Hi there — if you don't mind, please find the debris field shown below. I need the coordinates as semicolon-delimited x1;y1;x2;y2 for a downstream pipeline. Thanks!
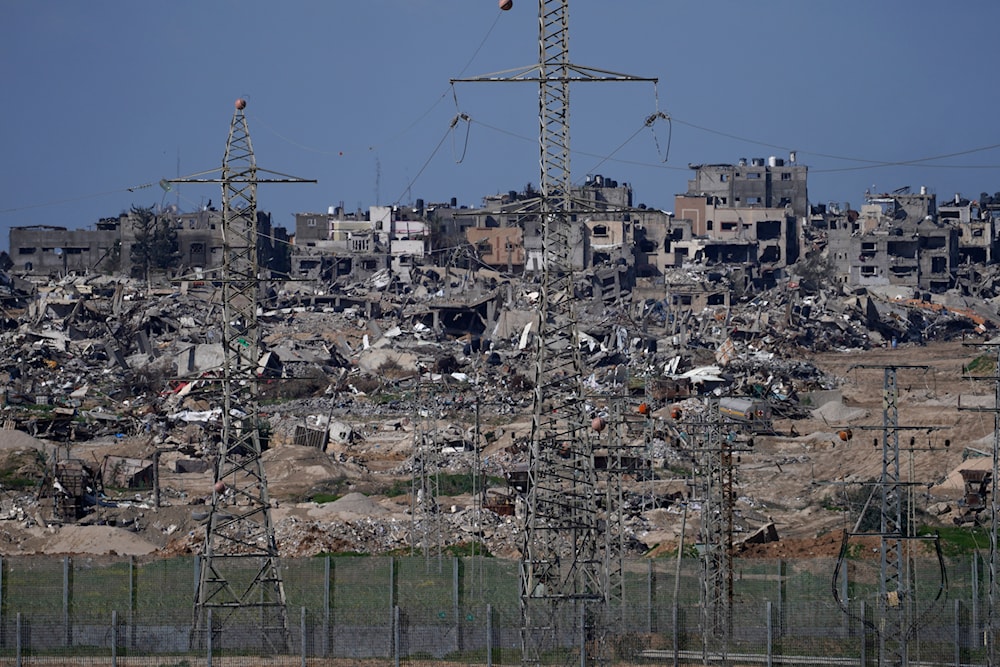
1;265;998;560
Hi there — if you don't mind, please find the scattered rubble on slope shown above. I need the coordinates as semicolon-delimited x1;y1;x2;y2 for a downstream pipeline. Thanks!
0;263;998;558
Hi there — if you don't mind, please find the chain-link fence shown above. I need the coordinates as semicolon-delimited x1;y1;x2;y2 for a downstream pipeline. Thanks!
0;553;994;665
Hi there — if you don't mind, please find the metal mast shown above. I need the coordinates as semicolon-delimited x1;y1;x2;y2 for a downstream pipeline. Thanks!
411;382;443;564
959;342;1000;666
454;3;655;664
678;399;748;661
877;366;907;666
698;402;735;649
524;3;599;660
838;364;943;667
172;100;315;651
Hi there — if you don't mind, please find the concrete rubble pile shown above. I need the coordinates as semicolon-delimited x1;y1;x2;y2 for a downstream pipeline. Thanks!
0;260;998;558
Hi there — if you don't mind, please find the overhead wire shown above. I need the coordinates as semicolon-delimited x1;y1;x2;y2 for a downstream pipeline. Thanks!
390;123;455;206
0;183;157;215
252;10;504;162
668;116;1000;172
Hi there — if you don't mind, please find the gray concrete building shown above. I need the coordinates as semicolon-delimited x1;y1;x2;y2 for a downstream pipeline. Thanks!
683;155;809;220
823;190;960;293
9;218;122;276
9;208;286;279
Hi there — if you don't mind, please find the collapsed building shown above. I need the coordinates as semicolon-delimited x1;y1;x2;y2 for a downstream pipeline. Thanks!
811;188;1000;297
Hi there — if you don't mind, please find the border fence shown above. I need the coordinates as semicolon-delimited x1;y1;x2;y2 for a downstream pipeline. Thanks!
0;552;993;666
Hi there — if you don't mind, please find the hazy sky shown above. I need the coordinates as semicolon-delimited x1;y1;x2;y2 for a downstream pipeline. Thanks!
2;1;998;249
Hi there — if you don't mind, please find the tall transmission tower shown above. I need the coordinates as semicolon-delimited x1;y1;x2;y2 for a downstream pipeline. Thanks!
454;2;655;664
959;342;1000;666
169;99;314;650
833;364;947;667
411;381;443;564
672;399;751;661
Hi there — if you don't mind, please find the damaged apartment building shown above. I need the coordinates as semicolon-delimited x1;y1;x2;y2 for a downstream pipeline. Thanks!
671;156;805;290
291;204;429;285
9;160;811;318
8;207;289;279
289;178;673;302
814;187;999;295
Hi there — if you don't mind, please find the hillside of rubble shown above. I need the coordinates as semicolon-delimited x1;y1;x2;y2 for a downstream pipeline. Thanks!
1;268;999;561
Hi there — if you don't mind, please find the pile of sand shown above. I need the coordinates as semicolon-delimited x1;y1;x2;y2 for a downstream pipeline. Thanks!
24;525;159;556
811;401;868;424
309;492;390;521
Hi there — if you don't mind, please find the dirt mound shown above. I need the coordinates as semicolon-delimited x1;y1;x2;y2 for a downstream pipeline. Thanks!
22;525;159;556
0;429;50;451
739;531;882;560
262;445;353;497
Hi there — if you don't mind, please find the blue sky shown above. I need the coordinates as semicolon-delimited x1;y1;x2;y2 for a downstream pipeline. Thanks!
2;1;998;250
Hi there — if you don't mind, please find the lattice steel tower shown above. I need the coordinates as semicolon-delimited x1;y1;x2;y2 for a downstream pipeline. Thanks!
959;343;1000;666
833;364;947;667
176;100;314;650
695;402;736;651
454;2;655;664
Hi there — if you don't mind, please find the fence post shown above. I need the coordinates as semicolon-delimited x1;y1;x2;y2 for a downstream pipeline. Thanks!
973;553;980;637
15;612;21;667
453;556;462;654
206;608;213;667
487;603;493;667
389;557;397;658
300;606;307;667
62;556;71;648
647;559;654;634
841;556;850;638
111;609;117;667
859;600;866;667
393;605;401;667
955;599;962;667
777;559;786;638
323;555;331;657
765;600;773;667
128;555;136;650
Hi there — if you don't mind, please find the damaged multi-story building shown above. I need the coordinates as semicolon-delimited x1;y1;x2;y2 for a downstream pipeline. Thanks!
444;175;675;300
8;207;289;279
816;187;998;295
671;156;805;289
289;204;429;284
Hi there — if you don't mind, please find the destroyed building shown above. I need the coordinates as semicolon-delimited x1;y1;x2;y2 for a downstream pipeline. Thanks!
818;189;980;294
289;204;427;284
939;193;999;264
668;158;805;288
9;208;289;279
682;155;810;218
466;226;525;272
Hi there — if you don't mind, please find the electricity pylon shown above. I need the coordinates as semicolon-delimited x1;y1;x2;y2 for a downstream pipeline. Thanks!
454;2;655;664
960;342;1000;666
833;364;948;667
169;99;314;651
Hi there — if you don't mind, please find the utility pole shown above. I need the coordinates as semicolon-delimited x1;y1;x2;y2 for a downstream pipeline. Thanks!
455;4;655;663
960;342;1000;666
833;364;948;667
411;380;443;567
169;99;315;651
673;399;752;663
